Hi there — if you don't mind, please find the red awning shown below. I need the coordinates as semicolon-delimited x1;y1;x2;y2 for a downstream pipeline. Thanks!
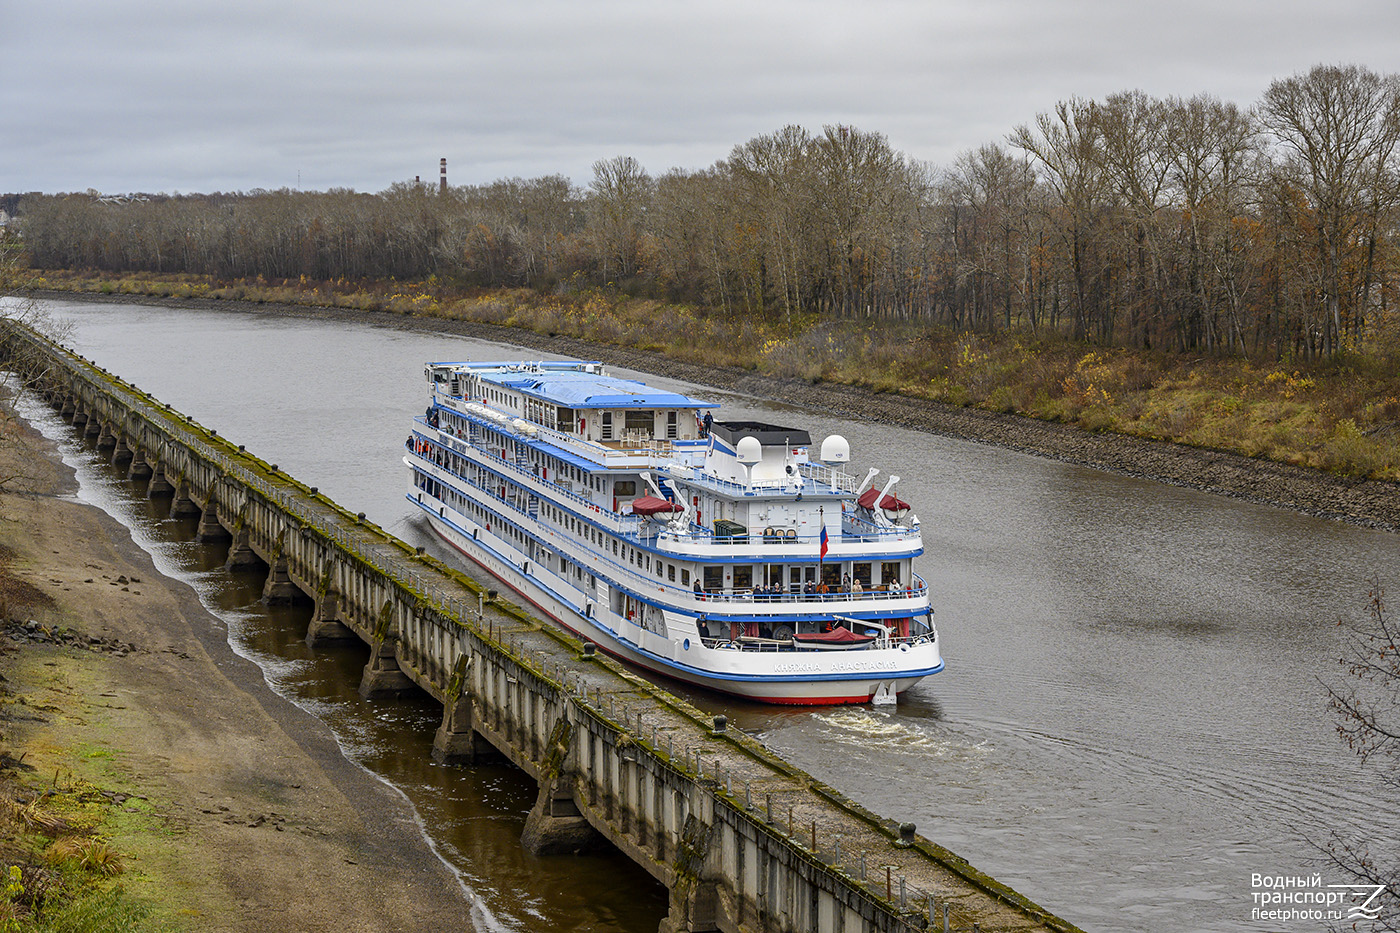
631;495;683;516
856;488;911;511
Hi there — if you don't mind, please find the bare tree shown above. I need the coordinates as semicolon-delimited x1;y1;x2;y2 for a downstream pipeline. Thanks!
1260;65;1400;355
588;155;654;282
946;143;1038;332
0;231;72;492
1161;94;1260;353
1011;98;1111;341
1322;582;1400;932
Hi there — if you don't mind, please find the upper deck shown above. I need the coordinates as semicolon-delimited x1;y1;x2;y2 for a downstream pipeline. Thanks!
423;359;922;550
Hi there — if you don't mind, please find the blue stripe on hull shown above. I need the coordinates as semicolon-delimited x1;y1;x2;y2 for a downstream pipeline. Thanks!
409;495;943;695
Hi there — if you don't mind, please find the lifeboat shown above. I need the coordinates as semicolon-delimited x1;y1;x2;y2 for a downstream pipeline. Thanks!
856;487;911;521
790;626;876;650
631;495;684;521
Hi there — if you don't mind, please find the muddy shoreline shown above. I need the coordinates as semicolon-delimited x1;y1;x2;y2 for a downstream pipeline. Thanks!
37;289;1400;533
0;405;473;930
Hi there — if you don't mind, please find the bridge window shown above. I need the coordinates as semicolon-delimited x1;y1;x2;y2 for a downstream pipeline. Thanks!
624;410;652;435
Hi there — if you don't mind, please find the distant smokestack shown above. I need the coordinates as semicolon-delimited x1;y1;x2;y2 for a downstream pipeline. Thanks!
439;158;447;194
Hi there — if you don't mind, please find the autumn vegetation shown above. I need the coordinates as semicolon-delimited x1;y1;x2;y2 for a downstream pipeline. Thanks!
6;63;1400;479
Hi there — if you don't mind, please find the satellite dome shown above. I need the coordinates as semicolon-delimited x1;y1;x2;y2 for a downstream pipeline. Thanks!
820;435;850;464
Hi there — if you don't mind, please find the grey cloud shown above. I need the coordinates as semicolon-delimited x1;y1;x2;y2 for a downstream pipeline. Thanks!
4;0;1399;194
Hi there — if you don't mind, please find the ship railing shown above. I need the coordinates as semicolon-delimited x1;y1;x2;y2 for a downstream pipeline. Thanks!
697;628;935;653
415;419;643;533
663;466;801;499
839;510;921;542
797;461;862;494
651;521;920;548
689;573;926;605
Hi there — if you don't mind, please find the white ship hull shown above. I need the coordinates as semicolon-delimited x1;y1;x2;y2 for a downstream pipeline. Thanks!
421;508;942;704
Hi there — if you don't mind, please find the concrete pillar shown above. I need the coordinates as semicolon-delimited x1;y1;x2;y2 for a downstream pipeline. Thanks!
95;423;116;450
262;556;307;605
521;772;598;855
59;397;75;419
147;463;175;498
84;416;102;438
224;529;264;573
358;634;416;698
306;588;355;647
110;435;133;466
127;452;153;481
170;481;201;518
659;884;722;933
195;499;230;543
70;407;88;428
660;819;720;933
432;655;494;764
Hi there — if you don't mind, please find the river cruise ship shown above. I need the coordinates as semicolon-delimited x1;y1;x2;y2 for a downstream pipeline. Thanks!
404;359;942;704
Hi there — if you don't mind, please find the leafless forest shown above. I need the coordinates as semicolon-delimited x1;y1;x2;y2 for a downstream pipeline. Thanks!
13;64;1400;363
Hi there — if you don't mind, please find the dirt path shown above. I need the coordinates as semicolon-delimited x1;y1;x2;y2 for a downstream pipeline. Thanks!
41;290;1399;533
0;417;473;930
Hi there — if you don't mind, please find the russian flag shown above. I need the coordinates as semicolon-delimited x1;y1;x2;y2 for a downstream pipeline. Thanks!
819;525;829;560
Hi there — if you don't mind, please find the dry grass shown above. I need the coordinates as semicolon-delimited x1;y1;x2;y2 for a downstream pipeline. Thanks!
32;269;1400;481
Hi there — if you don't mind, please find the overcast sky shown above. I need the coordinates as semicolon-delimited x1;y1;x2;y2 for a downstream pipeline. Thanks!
3;1;1397;196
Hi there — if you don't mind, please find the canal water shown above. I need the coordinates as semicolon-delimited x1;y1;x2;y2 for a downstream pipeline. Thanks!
28;298;1400;932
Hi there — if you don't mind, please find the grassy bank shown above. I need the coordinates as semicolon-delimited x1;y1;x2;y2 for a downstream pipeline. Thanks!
29;268;1400;482
0;553;167;932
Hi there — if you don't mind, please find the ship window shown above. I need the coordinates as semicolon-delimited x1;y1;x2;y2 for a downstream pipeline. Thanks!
703;566;723;591
614;480;636;497
624;410;652;434
733;566;753;590
657;562;663;578
680;569;690;586
881;562;901;586
667;565;675;582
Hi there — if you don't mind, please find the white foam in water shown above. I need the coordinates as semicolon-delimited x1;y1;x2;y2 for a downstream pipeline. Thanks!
810;707;990;760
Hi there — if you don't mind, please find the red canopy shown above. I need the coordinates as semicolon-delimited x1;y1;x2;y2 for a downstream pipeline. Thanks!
631;495;683;516
856;488;911;511
791;626;876;648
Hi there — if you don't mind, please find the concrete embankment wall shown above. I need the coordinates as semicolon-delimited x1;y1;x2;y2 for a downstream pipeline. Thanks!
2;322;1085;933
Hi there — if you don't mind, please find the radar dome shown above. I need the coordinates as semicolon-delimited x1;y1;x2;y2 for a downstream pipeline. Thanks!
736;436;763;465
820;434;850;464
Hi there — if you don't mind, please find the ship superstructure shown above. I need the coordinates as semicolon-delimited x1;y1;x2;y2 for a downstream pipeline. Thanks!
405;359;942;704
